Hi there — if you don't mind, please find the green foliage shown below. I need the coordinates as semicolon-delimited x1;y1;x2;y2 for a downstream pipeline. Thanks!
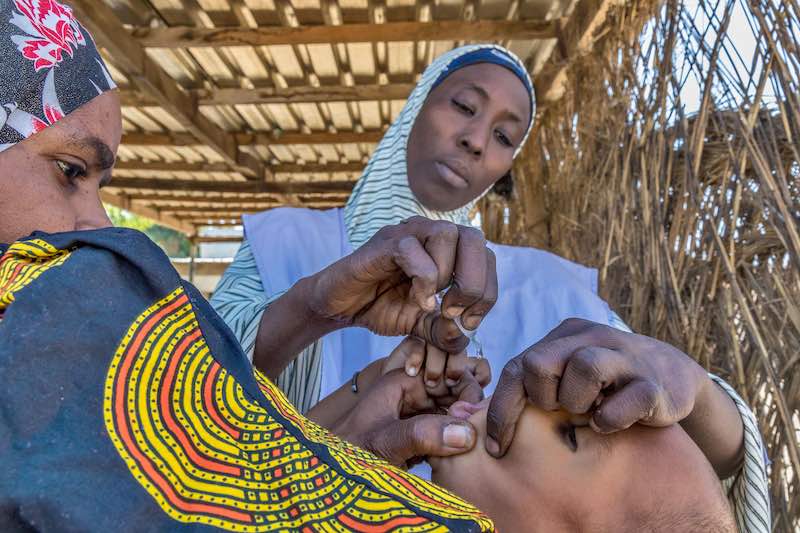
105;205;191;257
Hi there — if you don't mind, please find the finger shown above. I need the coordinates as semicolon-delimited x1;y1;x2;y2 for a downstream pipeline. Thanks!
518;338;578;411
539;318;624;350
384;336;426;377
590;379;661;433
461;248;498;330
393;235;439;312
559;346;629;414
440;227;488;319
413;313;469;354
423;343;447;389
369;415;477;467
465;357;492;387
450;370;484;405
373;369;438;417
484;358;527;458
419;220;459;290
444;351;468;387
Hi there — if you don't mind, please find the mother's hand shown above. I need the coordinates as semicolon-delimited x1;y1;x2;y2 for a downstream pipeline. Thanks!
309;217;497;353
332;369;479;468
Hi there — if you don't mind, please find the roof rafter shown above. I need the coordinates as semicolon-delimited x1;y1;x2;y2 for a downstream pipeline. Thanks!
115;160;363;174
120;83;416;106
121;130;382;147
535;0;616;102
111;178;356;194
69;0;264;181
101;191;195;235
133;19;558;48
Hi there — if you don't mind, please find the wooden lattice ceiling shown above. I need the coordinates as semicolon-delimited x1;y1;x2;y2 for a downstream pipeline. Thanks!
69;0;614;236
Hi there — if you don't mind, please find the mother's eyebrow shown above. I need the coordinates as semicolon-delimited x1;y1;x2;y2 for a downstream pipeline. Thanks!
67;135;116;170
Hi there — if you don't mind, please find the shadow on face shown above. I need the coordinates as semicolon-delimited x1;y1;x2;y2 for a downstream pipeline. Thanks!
0;90;122;244
406;63;531;212
430;400;731;532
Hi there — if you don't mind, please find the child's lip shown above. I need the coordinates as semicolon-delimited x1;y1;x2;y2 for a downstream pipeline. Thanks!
448;399;488;419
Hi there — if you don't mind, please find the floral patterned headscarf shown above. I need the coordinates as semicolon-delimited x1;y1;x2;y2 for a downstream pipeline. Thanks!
0;0;116;153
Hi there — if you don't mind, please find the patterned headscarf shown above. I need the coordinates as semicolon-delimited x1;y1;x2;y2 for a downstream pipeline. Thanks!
0;0;116;153
343;44;535;249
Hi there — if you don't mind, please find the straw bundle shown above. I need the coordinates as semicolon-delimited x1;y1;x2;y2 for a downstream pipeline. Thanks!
483;0;800;527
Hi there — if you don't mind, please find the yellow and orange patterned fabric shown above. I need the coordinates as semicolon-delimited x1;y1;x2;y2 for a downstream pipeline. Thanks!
0;228;493;532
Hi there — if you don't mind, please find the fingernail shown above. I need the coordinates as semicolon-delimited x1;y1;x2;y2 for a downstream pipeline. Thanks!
446;306;466;318
462;315;481;330
426;379;439;388
443;424;472;448
406;365;418;377
486;436;500;457
445;378;458;387
425;295;437;311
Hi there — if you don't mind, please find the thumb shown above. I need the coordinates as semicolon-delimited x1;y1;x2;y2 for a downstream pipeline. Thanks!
366;415;476;467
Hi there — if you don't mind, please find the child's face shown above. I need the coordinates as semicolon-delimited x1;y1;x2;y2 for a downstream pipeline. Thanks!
430;398;722;532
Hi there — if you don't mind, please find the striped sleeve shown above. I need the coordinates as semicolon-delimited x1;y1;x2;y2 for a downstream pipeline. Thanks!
210;240;323;414
607;310;771;532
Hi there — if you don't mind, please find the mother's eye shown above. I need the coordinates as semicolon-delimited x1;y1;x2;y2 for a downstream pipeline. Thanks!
56;160;87;181
451;98;475;116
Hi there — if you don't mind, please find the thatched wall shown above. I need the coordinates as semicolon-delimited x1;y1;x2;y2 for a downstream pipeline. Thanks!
482;0;800;528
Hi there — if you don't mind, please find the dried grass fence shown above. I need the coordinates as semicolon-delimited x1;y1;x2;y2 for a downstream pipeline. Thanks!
482;0;800;528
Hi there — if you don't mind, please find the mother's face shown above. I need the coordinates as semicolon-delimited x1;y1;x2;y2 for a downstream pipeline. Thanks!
0;91;121;244
406;63;531;212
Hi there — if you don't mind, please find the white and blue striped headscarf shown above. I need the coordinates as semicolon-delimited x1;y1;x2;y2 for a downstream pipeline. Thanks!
343;44;535;249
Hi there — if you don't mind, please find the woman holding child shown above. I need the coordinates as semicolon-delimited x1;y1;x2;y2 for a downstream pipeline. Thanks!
0;1;769;531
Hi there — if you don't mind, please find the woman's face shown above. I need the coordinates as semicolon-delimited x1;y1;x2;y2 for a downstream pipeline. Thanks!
406;63;531;212
0;91;121;244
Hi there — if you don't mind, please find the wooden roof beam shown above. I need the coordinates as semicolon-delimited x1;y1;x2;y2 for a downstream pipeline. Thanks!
126;193;349;203
133;19;558;48
101;191;196;236
159;203;340;214
115;160;363;174
68;0;264;181
110;178;356;194
535;0;615;102
121;130;382;147
120;83;416;106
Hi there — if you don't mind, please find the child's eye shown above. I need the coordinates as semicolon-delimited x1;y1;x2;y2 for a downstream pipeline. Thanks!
56;160;87;181
565;424;579;451
452;99;475;116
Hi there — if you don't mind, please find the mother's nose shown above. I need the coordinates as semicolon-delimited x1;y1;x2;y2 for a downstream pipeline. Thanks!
74;192;112;231
458;127;488;158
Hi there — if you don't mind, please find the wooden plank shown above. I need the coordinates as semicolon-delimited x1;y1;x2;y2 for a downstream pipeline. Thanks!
115;160;363;174
125;193;349;203
68;0;264;180
236;130;383;145
200;83;414;105
111;178;357;194
121;130;382;146
101;190;195;235
193;236;244;244
133;19;557;48
160;203;340;214
535;0;615;102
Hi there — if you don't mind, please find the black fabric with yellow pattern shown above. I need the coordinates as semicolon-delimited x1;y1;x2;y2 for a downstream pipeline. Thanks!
0;228;492;532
